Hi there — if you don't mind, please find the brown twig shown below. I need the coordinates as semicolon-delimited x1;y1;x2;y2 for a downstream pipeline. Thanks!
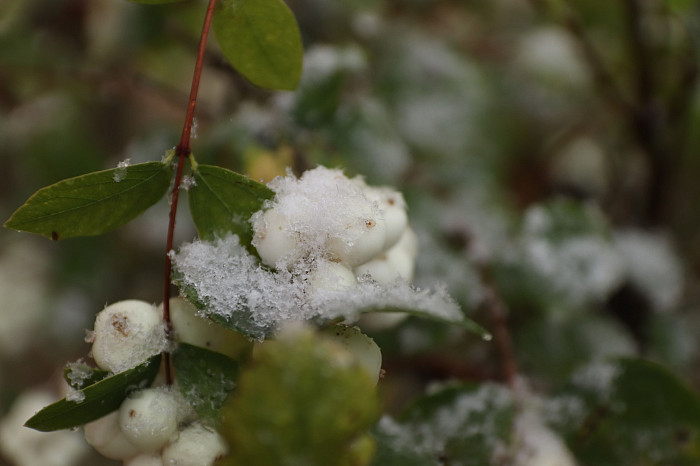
477;263;519;389
162;0;219;385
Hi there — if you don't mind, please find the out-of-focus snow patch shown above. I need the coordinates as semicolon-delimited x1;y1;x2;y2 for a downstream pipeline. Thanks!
511;409;578;466
0;239;50;356
614;230;683;312
521;205;625;306
0;389;88;466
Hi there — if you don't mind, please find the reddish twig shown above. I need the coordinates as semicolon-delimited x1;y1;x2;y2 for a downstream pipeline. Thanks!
162;0;219;385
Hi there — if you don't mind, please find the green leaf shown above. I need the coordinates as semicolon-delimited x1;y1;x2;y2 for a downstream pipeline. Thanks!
549;358;700;465
218;327;380;466
5;162;171;240
213;0;303;90
25;355;161;432
63;362;109;390
188;164;274;249
173;343;239;424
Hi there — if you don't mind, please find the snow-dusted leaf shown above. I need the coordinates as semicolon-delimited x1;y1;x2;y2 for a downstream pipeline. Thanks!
547;358;700;465
188;164;274;250
25;355;161;432
4;162;171;240
213;0;303;90
172;234;490;341
397;384;515;465
173;343;239;424
63;362;109;391
370;417;441;466
218;327;379;465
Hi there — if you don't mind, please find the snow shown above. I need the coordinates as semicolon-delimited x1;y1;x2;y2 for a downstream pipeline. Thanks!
173;166;465;339
252;166;383;262
511;409;578;466
521;205;625;305
180;175;197;191
173;234;463;340
410;384;512;453
113;158;131;182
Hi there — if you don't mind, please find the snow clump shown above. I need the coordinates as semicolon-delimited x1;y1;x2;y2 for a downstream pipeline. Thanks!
173;166;464;339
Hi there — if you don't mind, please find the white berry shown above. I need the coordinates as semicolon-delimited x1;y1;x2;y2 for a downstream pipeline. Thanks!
305;260;357;293
362;186;407;250
355;227;417;284
322;325;382;384
326;213;387;267
252;208;301;268
354;253;401;284
119;388;179;452
83;411;140;460
161;423;228;466
91;300;166;373
164;297;252;360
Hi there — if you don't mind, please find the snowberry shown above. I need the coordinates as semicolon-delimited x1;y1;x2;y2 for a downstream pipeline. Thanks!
393;226;419;259
355;226;418;284
322;325;382;384
123;452;163;466
161;423;228;466
361;186;407;250
91;300;167;373
251;208;302;268
164;297;252;360
119;387;179;452
326;213;387;267
305;259;357;293
83;411;140;460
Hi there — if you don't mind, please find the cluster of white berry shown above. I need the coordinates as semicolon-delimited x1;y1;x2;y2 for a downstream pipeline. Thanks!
251;167;418;291
83;299;234;466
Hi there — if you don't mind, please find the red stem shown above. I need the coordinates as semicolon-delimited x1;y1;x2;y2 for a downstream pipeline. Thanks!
162;0;218;385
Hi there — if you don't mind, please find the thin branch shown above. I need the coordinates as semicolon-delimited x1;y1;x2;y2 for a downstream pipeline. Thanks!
477;263;519;389
162;0;219;385
563;14;633;113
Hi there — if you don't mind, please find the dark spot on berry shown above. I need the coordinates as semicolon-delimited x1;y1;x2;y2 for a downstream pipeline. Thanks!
51;231;59;241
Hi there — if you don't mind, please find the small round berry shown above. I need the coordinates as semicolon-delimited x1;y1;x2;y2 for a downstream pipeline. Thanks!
305;260;357;293
362;187;408;251
354;253;401;284
84;411;140;460
119;388;179;452
164;298;252;360
321;325;382;384
91;300;166;373
252;208;302;268
161;423;228;466
354;228;416;284
327;215;387;267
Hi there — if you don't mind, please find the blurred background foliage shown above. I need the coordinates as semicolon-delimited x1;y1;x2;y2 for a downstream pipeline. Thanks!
1;0;700;464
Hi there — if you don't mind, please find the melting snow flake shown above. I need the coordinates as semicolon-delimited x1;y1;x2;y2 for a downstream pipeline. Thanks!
113;158;131;183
